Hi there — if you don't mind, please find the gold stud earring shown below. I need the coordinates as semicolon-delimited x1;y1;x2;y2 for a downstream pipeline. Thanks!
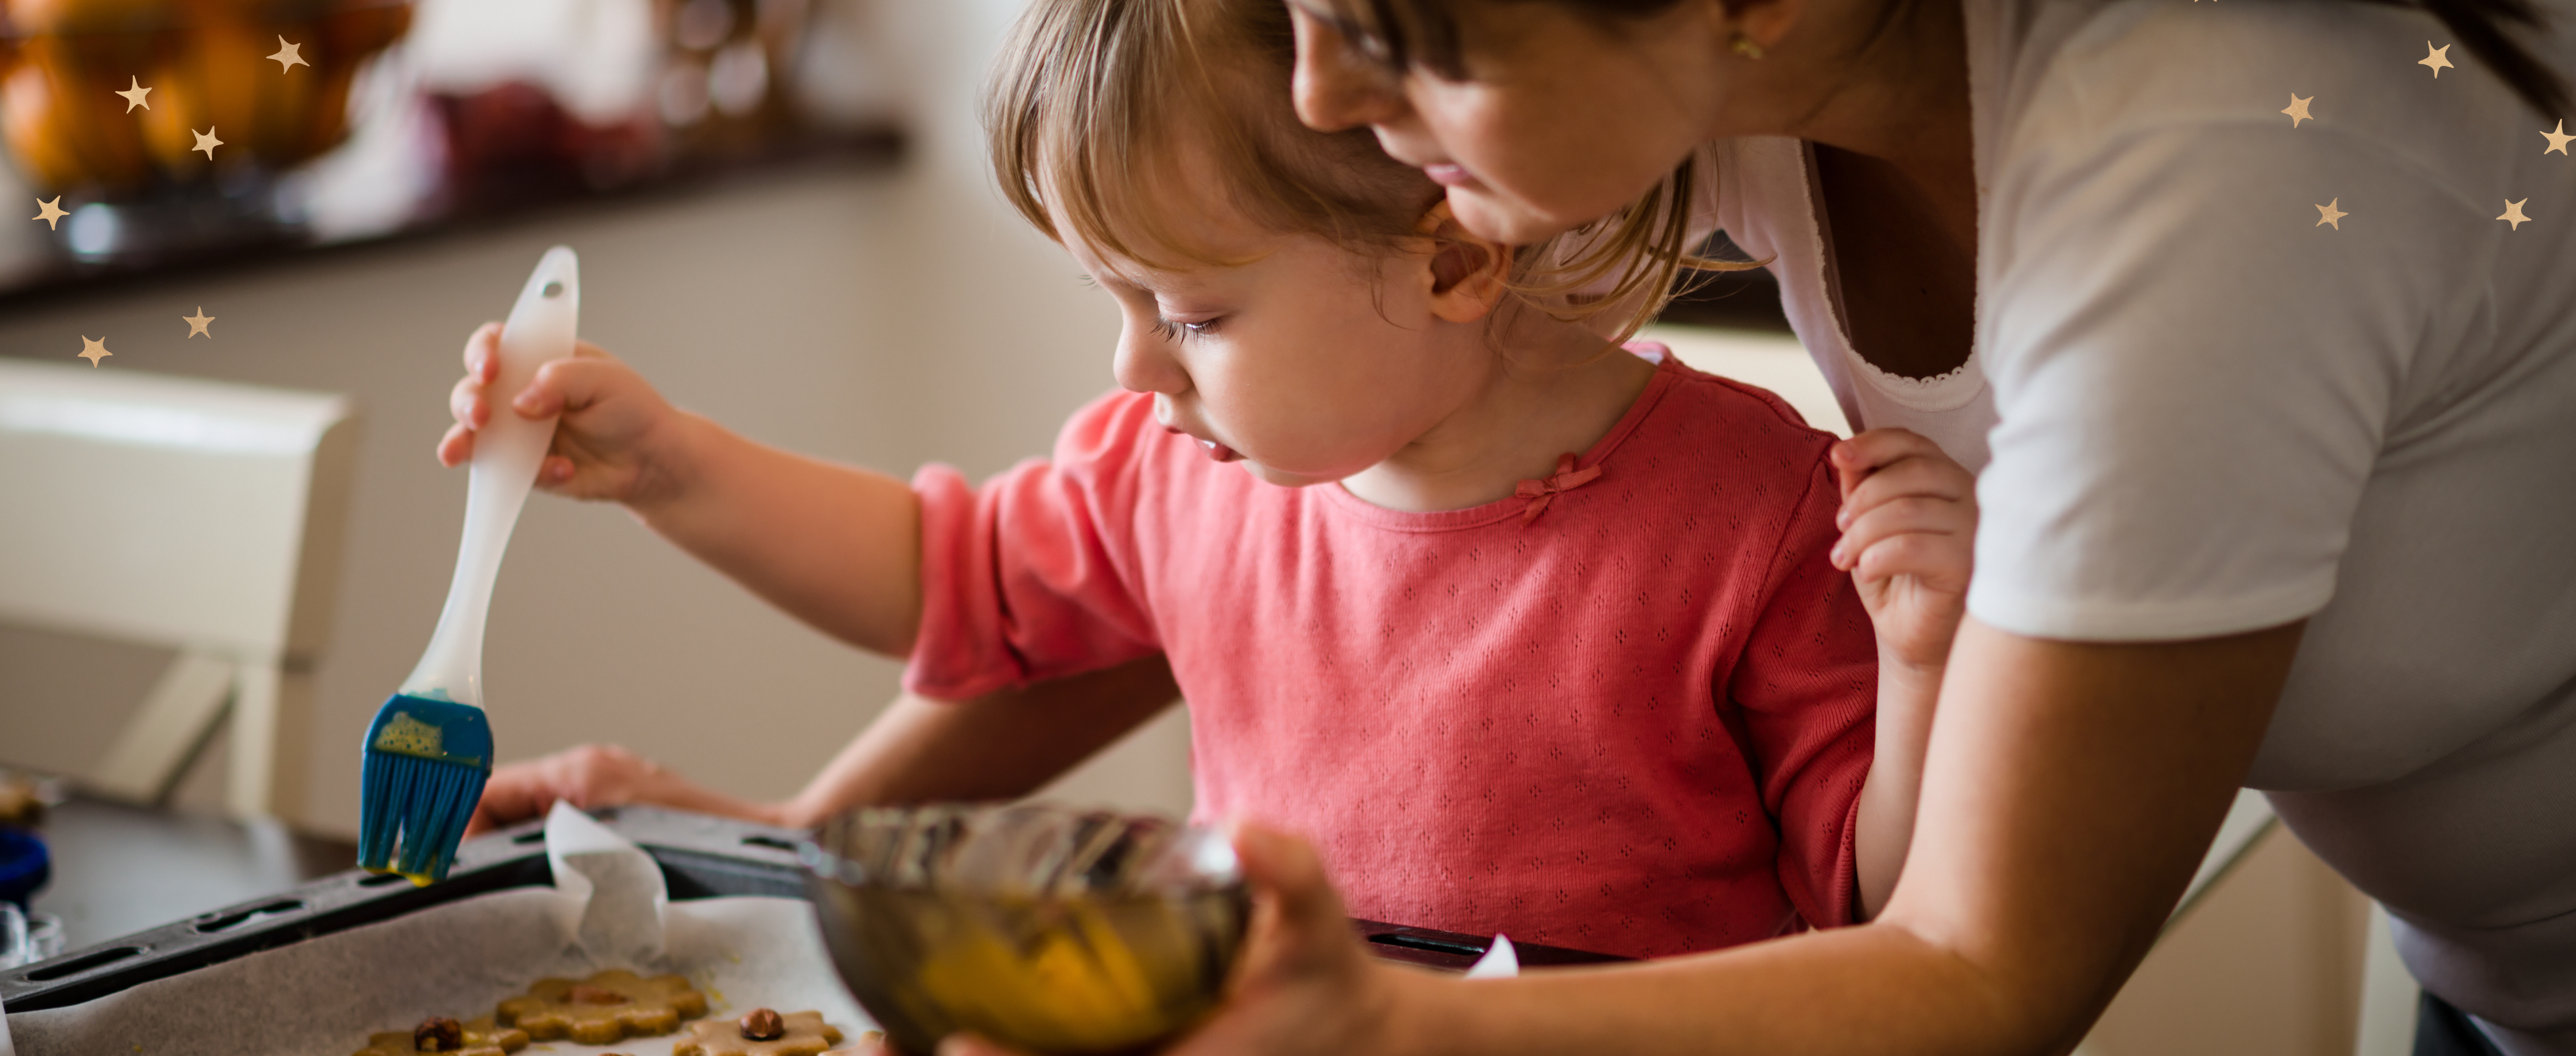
1731;32;1766;59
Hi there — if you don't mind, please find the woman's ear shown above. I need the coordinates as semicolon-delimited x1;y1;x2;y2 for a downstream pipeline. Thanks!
1722;0;1810;60
1416;202;1513;323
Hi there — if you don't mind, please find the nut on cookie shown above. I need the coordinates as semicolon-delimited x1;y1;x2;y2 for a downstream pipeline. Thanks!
494;969;708;1045
351;1015;528;1056
673;1009;843;1056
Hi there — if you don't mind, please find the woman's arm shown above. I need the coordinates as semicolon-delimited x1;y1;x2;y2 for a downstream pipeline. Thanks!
1435;620;2300;1055
948;619;2300;1056
466;654;1184;835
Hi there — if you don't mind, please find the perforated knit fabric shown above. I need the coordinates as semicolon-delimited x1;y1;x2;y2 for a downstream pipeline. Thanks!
907;354;1878;958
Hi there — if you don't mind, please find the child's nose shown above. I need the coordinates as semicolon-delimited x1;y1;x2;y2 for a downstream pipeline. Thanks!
1114;324;1189;396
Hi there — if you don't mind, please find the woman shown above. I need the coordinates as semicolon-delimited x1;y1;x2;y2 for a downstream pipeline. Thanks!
973;0;2562;1053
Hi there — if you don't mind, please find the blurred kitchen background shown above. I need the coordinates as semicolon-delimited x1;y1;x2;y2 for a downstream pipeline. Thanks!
0;1;2377;1053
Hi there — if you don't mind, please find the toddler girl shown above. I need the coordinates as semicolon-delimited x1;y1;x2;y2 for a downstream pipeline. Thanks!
442;0;1974;959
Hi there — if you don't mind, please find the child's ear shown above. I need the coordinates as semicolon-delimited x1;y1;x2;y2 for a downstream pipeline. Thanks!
1416;202;1512;324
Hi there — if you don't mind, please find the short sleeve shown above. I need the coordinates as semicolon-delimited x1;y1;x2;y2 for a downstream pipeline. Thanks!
1724;456;1879;930
1970;101;2483;640
905;392;1165;700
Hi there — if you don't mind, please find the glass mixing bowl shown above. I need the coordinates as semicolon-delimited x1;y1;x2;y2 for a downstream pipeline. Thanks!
800;803;1250;1055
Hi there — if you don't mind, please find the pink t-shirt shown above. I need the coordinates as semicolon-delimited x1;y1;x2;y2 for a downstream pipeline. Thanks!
908;353;1878;958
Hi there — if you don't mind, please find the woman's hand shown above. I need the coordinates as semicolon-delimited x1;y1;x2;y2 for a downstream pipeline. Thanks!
463;743;786;837
1828;428;1976;675
435;322;695;510
940;824;1422;1056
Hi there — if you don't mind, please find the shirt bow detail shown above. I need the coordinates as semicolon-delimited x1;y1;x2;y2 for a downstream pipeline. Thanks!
1515;453;1601;525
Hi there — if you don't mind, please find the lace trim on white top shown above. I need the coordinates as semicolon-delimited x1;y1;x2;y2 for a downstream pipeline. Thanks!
1843;345;1989;412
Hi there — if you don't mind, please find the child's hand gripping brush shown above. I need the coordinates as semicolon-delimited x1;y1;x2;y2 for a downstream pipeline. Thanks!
359;246;579;884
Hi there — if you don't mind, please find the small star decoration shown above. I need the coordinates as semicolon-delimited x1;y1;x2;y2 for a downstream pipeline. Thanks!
33;196;67;230
268;37;307;72
2315;198;2348;229
2419;42;2453;78
191;127;222;159
184;307;214;337
2282;94;2314;127
115;77;151;112
2498;199;2531;230
77;336;110;366
2545;120;2574;156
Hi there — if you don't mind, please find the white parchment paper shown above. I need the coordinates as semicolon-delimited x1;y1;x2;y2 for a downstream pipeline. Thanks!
3;803;874;1056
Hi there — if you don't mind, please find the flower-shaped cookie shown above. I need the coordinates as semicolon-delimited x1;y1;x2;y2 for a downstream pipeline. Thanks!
673;1008;845;1056
351;1016;528;1056
494;969;708;1045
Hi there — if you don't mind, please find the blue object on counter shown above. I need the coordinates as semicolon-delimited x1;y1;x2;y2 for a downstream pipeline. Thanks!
0;826;49;909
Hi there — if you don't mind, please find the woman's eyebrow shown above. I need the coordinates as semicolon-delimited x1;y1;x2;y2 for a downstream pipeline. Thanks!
1283;0;1372;41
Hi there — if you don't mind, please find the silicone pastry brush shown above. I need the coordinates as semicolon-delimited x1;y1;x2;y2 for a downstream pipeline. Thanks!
359;246;579;884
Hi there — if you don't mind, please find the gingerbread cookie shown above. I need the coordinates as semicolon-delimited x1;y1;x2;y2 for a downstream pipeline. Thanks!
673;1008;844;1056
493;969;708;1044
351;1015;528;1056
819;1033;889;1056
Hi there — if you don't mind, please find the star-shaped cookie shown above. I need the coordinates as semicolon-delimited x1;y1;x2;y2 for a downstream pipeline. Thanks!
494;969;708;1045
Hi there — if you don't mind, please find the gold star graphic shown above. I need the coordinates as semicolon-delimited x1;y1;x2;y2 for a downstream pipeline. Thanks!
2282;93;2314;127
33;196;67;230
2419;42;2453;77
2498;199;2531;230
268;37;307;72
2545;120;2574;156
184;307;214;337
77;336;110;366
2315;198;2348;229
191;127;222;160
114;76;152;112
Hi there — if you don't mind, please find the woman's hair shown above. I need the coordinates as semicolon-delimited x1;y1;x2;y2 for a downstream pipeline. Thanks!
1327;0;2567;117
984;0;1729;339
1316;0;2564;335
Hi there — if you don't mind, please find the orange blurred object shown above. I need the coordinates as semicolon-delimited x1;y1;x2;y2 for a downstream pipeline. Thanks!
0;0;409;195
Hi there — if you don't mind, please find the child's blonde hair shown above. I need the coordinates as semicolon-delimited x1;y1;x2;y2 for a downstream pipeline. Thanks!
983;0;1748;337
986;0;1435;272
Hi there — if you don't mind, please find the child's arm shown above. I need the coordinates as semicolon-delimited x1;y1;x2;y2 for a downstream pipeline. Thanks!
1828;429;1978;919
463;654;1182;835
438;324;922;654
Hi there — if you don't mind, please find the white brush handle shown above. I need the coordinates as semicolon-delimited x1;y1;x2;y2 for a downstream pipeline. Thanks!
401;246;580;707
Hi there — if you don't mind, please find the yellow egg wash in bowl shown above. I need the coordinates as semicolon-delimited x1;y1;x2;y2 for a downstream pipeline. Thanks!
800;804;1249;1054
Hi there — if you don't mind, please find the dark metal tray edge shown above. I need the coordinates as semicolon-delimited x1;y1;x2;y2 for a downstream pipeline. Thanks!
1;807;1619;1014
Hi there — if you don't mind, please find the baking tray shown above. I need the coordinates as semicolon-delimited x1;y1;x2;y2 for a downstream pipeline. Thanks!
0;806;1618;1014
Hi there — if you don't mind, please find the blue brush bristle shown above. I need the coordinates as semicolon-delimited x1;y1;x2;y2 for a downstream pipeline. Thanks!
358;694;494;883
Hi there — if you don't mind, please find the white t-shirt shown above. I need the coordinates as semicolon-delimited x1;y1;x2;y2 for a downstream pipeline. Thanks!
1712;0;2576;1048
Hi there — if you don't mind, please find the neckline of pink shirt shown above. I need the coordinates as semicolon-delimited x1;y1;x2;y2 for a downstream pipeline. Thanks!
1318;351;1682;534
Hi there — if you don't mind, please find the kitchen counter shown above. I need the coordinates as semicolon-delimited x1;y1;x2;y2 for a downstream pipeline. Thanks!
27;797;353;951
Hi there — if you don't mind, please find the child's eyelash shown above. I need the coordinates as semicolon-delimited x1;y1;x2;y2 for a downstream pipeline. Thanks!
1151;315;1218;341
